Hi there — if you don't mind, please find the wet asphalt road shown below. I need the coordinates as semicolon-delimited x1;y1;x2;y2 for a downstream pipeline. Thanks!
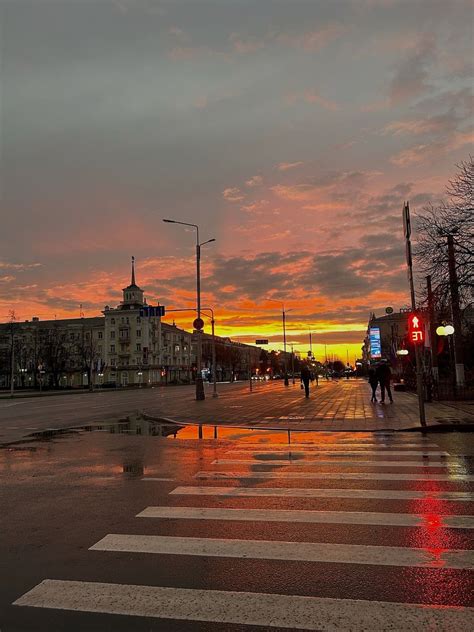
1;425;473;631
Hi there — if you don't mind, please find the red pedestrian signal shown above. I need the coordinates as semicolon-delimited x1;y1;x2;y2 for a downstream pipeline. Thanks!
408;313;424;344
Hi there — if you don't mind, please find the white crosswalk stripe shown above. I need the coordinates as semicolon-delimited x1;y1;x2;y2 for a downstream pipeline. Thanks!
14;580;474;631
212;458;456;467
89;533;474;569
137;505;474;528
170;485;472;501
191;470;474;481
230;442;441;449
13;434;474;630
225;449;448;456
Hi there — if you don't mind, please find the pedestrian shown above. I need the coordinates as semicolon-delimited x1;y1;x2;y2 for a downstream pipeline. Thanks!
368;366;378;403
301;365;311;398
377;361;394;404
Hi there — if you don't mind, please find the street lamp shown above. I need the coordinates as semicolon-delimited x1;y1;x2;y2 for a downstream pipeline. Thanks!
267;299;292;386
163;219;215;400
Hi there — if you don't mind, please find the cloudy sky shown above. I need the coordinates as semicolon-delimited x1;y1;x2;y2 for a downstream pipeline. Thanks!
1;0;473;360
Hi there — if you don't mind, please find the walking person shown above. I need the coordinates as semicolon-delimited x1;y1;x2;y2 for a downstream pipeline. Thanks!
301;364;311;398
368;366;378;403
377;361;394;404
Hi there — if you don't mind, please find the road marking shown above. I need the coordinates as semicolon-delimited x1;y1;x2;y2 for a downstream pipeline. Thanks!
0;401;30;408
14;580;474;631
212;458;456;468
141;477;175;481
228;442;440;449
171;485;473;502
225;450;448;456
137;506;474;529
193;470;474;482
89;534;473;569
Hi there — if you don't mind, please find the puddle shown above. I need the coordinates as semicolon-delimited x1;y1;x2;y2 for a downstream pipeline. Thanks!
7;416;182;447
5;414;440;450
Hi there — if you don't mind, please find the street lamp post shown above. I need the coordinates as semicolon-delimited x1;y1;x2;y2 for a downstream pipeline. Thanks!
267;299;291;386
163;219;215;401
290;343;295;384
201;307;218;399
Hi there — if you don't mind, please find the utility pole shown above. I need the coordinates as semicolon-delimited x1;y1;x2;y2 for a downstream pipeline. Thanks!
447;234;465;386
403;201;426;427
9;311;16;397
282;307;289;386
248;349;253;392
162;219;215;400
290;344;295;384
10;335;15;397
426;275;438;382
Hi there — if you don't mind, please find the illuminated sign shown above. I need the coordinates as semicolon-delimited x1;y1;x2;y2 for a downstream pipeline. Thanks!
408;313;424;344
369;327;381;358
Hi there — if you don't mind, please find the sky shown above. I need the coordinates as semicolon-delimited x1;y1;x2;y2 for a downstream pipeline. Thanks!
1;0;473;362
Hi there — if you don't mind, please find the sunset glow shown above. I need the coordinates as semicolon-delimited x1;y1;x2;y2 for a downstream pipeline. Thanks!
1;0;472;360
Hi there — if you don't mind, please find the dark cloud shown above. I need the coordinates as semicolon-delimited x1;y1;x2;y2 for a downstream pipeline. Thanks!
389;33;436;104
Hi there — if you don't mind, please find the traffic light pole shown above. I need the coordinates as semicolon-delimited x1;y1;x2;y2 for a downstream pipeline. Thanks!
404;202;426;427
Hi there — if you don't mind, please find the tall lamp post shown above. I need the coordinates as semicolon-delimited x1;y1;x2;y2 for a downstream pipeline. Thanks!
267;299;292;386
163;219;215;401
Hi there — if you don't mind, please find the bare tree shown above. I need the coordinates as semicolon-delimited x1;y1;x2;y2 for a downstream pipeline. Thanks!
76;326;100;390
39;324;68;388
415;157;474;307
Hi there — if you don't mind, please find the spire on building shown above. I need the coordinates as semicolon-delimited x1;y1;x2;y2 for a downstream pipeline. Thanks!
121;256;144;307
131;256;136;287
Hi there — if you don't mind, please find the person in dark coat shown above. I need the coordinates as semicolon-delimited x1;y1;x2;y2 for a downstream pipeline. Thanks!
368;367;378;403
301;365;311;398
377;361;393;404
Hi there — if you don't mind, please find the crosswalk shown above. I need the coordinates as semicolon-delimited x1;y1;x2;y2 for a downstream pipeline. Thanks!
13;432;474;630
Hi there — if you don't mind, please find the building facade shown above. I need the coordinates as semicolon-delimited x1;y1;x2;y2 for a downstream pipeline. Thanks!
361;311;409;366
0;259;261;389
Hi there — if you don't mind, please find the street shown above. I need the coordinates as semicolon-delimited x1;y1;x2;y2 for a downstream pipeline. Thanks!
1;417;473;631
1;379;474;447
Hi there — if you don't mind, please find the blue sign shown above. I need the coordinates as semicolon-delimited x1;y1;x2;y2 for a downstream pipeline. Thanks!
140;306;165;317
369;327;381;359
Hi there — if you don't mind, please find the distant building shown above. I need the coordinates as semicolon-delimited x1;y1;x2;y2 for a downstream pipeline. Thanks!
0;258;260;389
362;311;409;366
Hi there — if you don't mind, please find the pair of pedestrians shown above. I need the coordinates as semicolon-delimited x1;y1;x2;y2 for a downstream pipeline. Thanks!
368;362;393;404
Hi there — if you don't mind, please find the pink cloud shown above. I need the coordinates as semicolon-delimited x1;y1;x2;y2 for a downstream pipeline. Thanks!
278;23;347;52
222;187;245;202
276;161;304;171
303;91;341;111
245;175;263;187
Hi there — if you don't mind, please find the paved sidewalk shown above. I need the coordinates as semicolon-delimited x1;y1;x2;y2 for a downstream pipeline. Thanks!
146;378;474;432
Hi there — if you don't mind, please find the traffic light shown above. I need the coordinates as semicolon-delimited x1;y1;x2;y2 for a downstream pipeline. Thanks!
408;313;424;344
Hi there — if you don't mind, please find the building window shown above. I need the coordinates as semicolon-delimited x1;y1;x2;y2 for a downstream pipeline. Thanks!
110;359;116;367
110;331;115;339
98;345;102;353
136;317;141;323
111;318;115;325
98;331;103;339
136;330;141;337
136;343;141;351
110;345;115;353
